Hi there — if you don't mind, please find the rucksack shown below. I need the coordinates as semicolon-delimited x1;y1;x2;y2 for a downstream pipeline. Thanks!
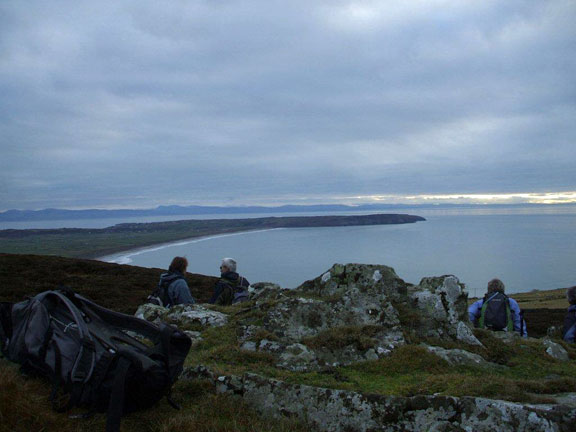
215;276;249;305
479;292;514;332
147;274;184;307
0;289;191;432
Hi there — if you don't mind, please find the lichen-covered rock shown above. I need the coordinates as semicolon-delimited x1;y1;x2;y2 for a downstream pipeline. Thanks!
424;345;499;368
411;276;481;344
238;264;481;371
181;368;576;432
543;339;570;362
135;303;228;330
249;282;289;302
277;343;318;371
183;330;203;345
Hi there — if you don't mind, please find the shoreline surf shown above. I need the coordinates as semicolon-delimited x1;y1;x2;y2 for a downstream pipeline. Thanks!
97;228;285;265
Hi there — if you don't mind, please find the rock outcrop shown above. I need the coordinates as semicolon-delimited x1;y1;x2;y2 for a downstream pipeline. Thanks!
236;264;480;370
135;303;228;330
135;263;576;432
183;366;576;432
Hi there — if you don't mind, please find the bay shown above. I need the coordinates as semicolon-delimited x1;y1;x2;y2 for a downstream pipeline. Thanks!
99;206;576;296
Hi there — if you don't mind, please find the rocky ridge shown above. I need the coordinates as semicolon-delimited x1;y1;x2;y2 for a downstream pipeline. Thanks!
135;263;576;431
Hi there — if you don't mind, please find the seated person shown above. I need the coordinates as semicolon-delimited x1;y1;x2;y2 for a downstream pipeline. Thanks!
155;256;196;307
562;286;576;343
209;257;250;305
468;278;526;336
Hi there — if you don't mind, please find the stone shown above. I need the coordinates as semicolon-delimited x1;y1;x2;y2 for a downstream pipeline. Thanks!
183;330;203;345
424;345;499;368
258;339;283;353
134;303;167;324
241;341;257;351
135;303;228;330
277;343;318;371
181;368;576;432
232;264;483;371
542;339;570;362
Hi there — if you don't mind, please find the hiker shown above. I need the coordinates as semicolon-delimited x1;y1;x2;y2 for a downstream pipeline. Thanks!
209;257;250;305
468;278;526;336
155;256;196;307
562;286;576;343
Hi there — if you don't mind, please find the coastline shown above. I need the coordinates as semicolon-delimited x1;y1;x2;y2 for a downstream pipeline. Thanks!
96;228;284;264
0;213;425;259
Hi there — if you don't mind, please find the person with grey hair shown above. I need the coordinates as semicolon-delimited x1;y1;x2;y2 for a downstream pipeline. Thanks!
209;257;250;305
562;286;576;343
468;278;526;336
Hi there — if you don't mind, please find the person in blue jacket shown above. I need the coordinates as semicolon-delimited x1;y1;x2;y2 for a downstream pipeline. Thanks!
562;286;576;343
157;256;196;307
468;278;526;336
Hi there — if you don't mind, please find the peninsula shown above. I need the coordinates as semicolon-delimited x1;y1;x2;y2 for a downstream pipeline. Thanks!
0;213;425;259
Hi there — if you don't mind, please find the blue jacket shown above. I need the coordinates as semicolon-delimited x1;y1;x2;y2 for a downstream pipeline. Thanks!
158;271;195;306
468;294;526;336
562;305;576;343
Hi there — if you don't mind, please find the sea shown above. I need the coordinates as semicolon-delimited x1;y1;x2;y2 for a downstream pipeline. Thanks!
3;206;576;296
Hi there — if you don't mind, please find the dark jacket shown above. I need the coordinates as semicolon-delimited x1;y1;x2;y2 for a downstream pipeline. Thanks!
209;271;250;305
562;305;576;343
158;271;195;307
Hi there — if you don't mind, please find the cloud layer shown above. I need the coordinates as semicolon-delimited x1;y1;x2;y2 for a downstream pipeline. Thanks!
1;0;575;209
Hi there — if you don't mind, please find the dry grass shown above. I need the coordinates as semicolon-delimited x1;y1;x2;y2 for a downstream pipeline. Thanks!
0;361;308;432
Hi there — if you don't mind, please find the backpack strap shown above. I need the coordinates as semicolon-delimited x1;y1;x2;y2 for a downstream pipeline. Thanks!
41;291;96;384
505;300;514;332
106;356;131;432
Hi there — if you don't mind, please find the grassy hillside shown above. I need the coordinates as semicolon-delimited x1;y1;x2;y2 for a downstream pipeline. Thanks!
1;253;574;432
0;253;217;313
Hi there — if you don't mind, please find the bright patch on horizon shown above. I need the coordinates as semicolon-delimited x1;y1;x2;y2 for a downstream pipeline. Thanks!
352;192;576;205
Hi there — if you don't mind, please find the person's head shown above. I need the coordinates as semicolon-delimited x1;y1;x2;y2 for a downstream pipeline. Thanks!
169;256;188;274
220;257;237;273
567;286;576;305
487;278;505;294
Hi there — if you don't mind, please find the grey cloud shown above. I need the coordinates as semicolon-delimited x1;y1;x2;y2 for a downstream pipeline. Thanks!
0;0;575;210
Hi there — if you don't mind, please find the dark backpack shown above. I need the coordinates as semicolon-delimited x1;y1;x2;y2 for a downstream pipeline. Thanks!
0;289;191;432
479;292;514;332
215;276;249;305
147;274;184;307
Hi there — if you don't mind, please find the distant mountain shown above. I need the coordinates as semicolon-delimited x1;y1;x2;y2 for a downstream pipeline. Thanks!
0;202;568;222
0;204;397;221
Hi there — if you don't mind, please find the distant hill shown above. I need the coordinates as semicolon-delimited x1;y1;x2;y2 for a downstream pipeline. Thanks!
1;202;570;222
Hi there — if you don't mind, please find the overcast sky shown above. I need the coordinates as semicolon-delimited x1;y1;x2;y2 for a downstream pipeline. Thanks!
1;0;575;210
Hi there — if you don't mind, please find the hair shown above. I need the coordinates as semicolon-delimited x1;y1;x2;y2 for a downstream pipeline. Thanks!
169;256;188;274
221;257;237;273
487;278;505;294
567;286;576;305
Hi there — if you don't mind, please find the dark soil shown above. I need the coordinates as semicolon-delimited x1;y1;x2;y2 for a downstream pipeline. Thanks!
522;308;567;338
0;253;217;314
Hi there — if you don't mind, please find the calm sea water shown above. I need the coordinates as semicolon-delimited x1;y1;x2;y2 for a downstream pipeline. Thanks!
95;206;576;295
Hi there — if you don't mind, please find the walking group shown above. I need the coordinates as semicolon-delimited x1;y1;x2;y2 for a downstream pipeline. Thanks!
154;257;576;343
150;256;250;308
